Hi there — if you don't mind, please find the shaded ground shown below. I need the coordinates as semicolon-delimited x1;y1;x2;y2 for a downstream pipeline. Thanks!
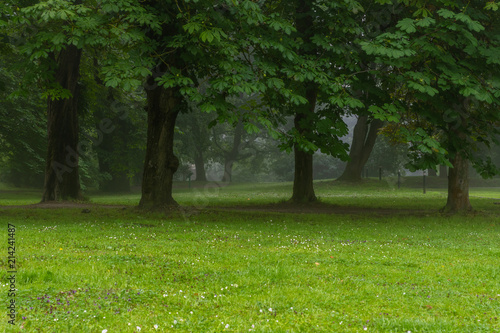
0;200;436;216
208;202;436;216
0;201;127;210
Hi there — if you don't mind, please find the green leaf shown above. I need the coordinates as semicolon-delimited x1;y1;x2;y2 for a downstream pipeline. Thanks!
437;8;456;19
415;17;435;28
200;30;214;43
51;32;65;45
290;94;308;105
183;22;202;34
200;103;217;113
244;122;260;134
106;77;119;88
397;18;416;33
485;2;499;11
455;13;484;32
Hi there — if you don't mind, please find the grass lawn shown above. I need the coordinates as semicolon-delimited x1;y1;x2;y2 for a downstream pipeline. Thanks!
1;180;499;332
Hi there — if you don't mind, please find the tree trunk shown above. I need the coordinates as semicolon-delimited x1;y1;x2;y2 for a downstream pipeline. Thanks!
221;120;244;182
337;116;383;182
427;168;437;177
291;88;317;203
193;150;207;182
221;159;233;182
442;152;472;213
292;144;316;202
41;45;83;202
291;0;317;203
139;85;181;209
439;165;448;178
190;115;207;182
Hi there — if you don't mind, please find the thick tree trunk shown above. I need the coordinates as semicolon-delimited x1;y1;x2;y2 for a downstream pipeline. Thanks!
291;88;317;203
292;144;316;202
442;152;472;213
337;116;383;182
291;0;317;203
41;45;83;202
139;85;181;209
193;150;207;182
221;120;244;182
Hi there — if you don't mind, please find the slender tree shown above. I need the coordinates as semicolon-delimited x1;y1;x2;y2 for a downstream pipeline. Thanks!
259;0;368;202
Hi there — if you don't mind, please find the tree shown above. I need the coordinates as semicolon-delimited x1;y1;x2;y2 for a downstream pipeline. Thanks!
176;108;214;182
0;50;46;187
364;0;500;212
81;63;147;192
365;132;409;177
189;113;210;182
13;0;155;200
337;116;384;182
42;44;83;201
139;79;183;208
258;0;368;202
338;1;409;182
136;0;306;208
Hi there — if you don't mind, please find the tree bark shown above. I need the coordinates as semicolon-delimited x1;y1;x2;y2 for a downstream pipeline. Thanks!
292;143;316;202
41;45;83;202
139;85;181;209
442;152;472;213
291;88;317;203
290;0;317;203
337;116;383;182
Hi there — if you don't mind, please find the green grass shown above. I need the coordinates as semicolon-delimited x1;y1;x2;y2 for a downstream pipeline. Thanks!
1;181;499;332
93;178;500;212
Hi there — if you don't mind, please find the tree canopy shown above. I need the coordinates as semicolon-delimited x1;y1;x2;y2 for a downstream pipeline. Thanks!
1;0;498;212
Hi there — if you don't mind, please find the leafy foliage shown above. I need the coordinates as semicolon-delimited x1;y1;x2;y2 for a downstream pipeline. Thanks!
0;48;46;187
362;0;500;175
